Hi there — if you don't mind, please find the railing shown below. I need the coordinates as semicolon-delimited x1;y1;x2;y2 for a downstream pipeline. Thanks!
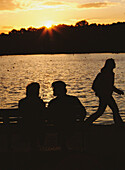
0;108;82;128
0;109;20;126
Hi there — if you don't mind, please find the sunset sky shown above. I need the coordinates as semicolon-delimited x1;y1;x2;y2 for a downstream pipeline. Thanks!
0;0;125;34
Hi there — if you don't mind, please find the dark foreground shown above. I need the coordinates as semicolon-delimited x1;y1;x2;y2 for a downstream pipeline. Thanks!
0;125;125;170
0;109;125;170
1;150;123;170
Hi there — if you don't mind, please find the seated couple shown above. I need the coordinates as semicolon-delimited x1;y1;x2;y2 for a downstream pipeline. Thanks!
19;81;86;129
18;81;86;150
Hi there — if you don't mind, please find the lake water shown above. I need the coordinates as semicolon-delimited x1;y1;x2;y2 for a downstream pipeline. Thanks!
0;53;125;124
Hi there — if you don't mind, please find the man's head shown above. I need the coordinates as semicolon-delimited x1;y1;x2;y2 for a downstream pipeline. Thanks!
52;81;67;97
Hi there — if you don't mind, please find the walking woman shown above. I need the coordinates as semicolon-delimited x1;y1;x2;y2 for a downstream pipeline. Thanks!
85;58;124;125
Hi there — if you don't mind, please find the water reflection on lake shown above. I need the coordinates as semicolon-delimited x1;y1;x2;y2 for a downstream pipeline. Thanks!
0;53;125;124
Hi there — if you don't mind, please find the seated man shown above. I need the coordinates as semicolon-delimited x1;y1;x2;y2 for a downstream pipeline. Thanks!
48;81;86;150
18;82;45;150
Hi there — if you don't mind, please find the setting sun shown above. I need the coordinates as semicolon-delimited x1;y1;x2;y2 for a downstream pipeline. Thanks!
44;21;53;28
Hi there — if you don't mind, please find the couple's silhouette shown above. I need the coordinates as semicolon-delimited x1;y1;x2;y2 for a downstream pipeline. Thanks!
18;58;124;150
18;81;86;150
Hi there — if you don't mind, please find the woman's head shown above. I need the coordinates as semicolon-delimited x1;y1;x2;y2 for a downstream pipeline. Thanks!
26;82;40;98
104;58;116;70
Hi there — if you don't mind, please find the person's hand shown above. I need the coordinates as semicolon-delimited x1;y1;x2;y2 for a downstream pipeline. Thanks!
118;90;124;95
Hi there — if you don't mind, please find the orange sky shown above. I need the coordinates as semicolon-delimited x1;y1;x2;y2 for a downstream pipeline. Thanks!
0;0;125;34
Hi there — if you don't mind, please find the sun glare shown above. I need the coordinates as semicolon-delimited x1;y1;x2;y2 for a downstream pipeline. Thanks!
44;21;53;28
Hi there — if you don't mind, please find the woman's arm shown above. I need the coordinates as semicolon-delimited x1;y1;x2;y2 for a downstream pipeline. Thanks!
113;86;124;95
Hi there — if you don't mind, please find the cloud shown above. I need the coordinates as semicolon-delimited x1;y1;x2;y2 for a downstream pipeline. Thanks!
0;0;21;10
78;2;116;8
0;0;44;11
41;1;67;9
0;0;118;11
42;1;64;6
2;26;13;29
0;0;89;12
0;25;13;34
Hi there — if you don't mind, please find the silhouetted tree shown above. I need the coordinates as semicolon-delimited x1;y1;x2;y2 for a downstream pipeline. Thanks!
75;20;89;27
0;20;125;55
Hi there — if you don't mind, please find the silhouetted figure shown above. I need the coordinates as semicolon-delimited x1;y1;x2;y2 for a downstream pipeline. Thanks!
48;81;86;150
18;82;45;150
85;58;124;125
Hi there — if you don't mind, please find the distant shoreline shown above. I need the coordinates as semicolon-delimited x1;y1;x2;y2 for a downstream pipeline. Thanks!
0;51;125;56
1;22;124;56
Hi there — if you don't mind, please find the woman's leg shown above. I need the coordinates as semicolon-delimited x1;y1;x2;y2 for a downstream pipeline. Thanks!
108;96;123;125
84;97;107;125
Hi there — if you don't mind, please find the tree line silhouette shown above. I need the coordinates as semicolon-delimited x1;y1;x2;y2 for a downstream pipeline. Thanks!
0;20;125;55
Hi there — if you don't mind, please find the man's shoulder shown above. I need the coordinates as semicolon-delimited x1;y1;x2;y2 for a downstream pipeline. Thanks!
48;95;79;106
66;95;79;103
19;97;27;103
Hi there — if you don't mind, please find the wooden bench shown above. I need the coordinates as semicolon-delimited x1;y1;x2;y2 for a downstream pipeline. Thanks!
0;109;125;153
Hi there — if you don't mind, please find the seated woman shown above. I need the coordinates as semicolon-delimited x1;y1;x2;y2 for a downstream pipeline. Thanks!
18;82;45;150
